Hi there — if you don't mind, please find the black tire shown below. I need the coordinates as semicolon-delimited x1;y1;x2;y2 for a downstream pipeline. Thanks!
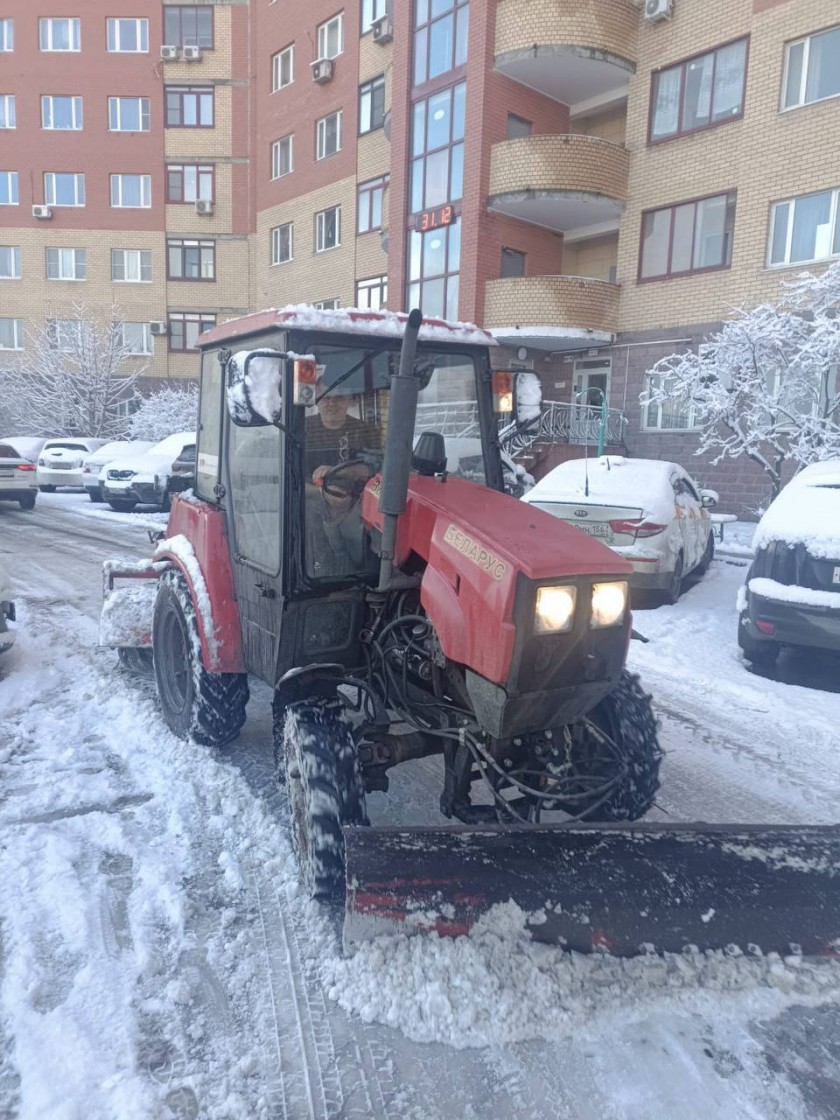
108;499;137;512
555;671;662;822
696;531;715;576
277;700;368;898
39;485;55;493
737;614;780;669
152;570;249;746
88;488;104;503
663;551;684;605
18;493;36;511
117;647;155;676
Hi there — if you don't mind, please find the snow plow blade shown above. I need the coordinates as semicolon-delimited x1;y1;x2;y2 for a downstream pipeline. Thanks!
343;822;840;956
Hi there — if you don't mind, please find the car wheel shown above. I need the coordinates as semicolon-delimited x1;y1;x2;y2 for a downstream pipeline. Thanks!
696;532;715;576
108;499;137;512
737;613;780;670
663;551;684;605
39;485;55;493
18;493;36;511
88;488;104;503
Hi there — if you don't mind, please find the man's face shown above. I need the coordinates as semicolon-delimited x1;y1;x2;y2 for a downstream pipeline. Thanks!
315;379;351;429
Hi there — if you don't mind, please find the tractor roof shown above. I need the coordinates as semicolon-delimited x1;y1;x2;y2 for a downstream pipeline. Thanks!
198;305;497;350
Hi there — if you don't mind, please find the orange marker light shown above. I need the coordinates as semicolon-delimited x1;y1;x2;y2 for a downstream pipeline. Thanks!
492;371;514;413
293;358;318;406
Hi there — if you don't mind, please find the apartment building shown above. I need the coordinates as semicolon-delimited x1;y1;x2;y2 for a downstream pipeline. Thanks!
2;0;838;511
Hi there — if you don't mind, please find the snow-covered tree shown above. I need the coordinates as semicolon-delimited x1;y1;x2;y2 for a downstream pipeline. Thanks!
4;303;145;438
127;382;198;442
641;263;840;499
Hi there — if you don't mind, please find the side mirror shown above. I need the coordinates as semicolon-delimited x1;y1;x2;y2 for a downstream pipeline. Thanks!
226;349;286;427
700;489;718;508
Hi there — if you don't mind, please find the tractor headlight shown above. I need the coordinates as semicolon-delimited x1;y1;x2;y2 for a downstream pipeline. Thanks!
535;585;577;634
590;581;628;628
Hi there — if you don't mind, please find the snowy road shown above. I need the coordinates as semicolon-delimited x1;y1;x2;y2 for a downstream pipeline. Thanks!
2;493;840;1119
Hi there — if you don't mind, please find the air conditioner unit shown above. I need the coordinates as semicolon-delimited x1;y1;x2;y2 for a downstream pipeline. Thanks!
149;321;168;336
160;44;178;60
32;205;53;220
311;58;334;84
195;199;214;215
372;15;393;44
644;0;673;21
181;44;201;61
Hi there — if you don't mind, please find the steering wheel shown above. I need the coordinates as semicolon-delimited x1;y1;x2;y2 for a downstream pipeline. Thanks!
319;455;380;500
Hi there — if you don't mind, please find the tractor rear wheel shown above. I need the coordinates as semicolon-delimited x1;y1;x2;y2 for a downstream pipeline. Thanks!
554;671;662;822
152;570;248;746
278;700;368;898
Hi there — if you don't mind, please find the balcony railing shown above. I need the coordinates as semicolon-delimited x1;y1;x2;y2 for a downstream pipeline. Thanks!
500;400;627;454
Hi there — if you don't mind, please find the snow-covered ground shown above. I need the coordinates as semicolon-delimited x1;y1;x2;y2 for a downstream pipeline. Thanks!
1;494;840;1118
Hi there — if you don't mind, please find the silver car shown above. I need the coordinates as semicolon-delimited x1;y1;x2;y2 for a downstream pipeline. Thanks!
0;442;39;510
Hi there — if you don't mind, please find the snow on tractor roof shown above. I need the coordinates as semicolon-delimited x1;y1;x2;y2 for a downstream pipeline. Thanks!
198;305;497;349
753;458;840;559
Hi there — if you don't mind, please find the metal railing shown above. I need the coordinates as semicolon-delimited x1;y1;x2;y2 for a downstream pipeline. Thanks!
415;399;481;438
500;400;627;454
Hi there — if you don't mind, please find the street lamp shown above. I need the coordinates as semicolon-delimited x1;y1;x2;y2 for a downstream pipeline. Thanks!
573;387;608;457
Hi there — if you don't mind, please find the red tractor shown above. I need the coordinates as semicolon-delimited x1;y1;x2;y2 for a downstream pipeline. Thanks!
103;307;839;955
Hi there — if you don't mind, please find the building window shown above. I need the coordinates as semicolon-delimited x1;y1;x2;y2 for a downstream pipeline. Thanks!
315;298;340;310
40;17;81;52
650;38;748;143
317;13;343;60
108;97;150;133
316;206;341;252
356;275;387;310
166;86;214;128
0;173;19;206
361;0;387;33
44;173;85;207
359;75;385;134
0;318;23;350
0;96;15;130
167;164;214;203
358;175;388;233
42;95;83;130
163;6;214;49
783;24;840;110
46;248;86;281
112;249;152;282
271;135;294;179
118;322;152;355
500;247;526;279
168;312;216;351
316;111;342;159
110;174;151;208
414;0;468;87
272;45;294;91
407;222;460;321
409;81;465;214
271;223;293;264
48;318;89;352
643;372;700;431
168;238;216;280
639;191;736;280
769;188;840;267
506;113;532;139
107;18;148;52
0;247;21;280
0;21;13;51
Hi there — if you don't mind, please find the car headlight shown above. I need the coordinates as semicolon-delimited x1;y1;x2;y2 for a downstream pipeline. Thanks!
590;581;628;628
535;585;577;634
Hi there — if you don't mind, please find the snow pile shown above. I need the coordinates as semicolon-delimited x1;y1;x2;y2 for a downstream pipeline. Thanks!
515;371;542;423
752;466;840;559
524;456;678;522
99;581;158;647
749;577;840;610
324;902;840;1049
247;304;496;347
153;534;218;660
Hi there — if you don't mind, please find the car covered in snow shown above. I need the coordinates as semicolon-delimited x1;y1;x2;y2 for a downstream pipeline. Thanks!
0;558;15;653
37;437;107;491
0;436;48;463
164;442;197;497
81;440;154;503
522;456;717;603
738;460;840;669
0;442;39;510
99;431;196;512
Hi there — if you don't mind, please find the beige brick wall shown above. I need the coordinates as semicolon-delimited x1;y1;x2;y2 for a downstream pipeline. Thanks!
563;233;619;283
489;134;629;201
164;85;233;160
571;106;628;146
359;28;392;85
164;163;237;235
617;0;840;332
495;0;638;63
484;275;620;333
161;4;234;82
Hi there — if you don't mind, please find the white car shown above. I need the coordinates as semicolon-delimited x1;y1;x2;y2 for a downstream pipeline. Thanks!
0;442;39;510
522;456;717;603
37;437;107;491
0;557;15;653
100;431;196;512
0;436;48;463
81;440;154;503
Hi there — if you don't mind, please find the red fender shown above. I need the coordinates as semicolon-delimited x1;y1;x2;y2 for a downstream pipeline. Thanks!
157;496;245;673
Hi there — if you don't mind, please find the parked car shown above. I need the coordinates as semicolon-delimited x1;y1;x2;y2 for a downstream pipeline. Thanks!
100;431;196;512
81;440;154;502
522;455;717;603
738;460;840;669
0;442;39;510
0;557;15;654
0;436;48;463
166;442;196;496
37;437;107;492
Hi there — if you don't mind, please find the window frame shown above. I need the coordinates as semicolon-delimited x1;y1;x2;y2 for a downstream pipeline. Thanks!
39;17;81;52
168;311;217;352
0;20;13;52
163;6;214;50
413;0;469;90
165;86;215;129
648;36;749;145
107;18;149;53
782;23;840;111
108;96;151;133
409;81;466;217
361;0;387;33
0;95;15;130
637;190;737;282
272;44;294;91
166;163;214;204
315;205;342;253
166;238;216;281
46;247;87;282
119;322;153;355
500;246;527;279
0;246;21;280
0;172;19;206
271;222;293;265
357;174;389;234
110;173;152;209
767;187;840;268
42;95;83;131
506;113;532;139
314;298;340;310
44;172;85;207
359;74;386;135
0;317;23;350
642;371;702;432
111;248;153;283
355;274;388;310
317;13;344;60
271;134;294;180
316;110;342;160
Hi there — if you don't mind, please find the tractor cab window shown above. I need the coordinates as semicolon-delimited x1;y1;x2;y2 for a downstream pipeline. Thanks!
302;343;482;580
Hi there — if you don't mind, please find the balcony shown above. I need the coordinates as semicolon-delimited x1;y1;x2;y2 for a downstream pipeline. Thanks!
488;135;628;235
501;401;628;455
484;275;619;351
494;0;637;113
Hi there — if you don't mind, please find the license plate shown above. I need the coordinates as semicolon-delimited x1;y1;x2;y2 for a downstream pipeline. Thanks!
0;469;12;477
51;462;73;470
834;566;840;585
577;522;613;542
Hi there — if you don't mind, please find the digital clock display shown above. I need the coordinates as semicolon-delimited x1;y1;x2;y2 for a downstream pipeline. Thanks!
415;204;456;232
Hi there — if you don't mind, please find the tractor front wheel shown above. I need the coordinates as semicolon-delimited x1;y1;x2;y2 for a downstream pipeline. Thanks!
152;570;248;746
278;700;368;898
